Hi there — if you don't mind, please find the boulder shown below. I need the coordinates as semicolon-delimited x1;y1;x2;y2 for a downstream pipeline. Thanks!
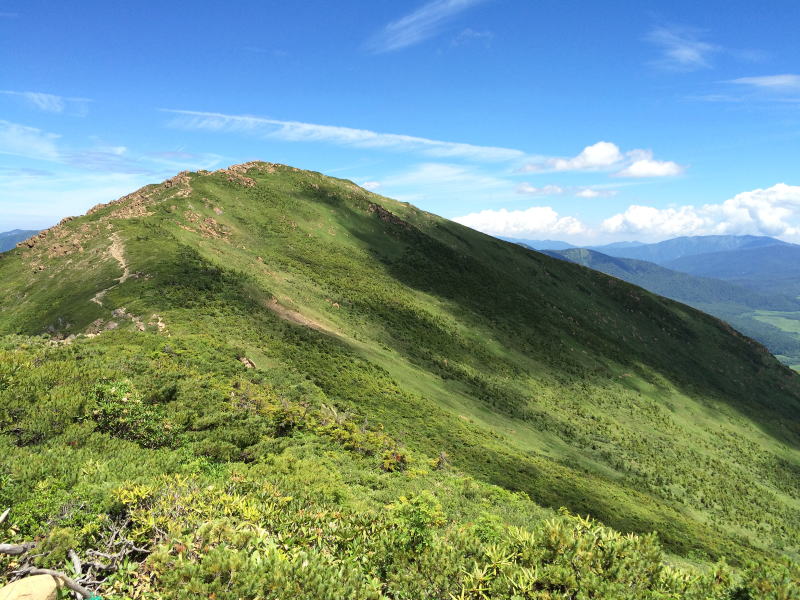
0;575;63;600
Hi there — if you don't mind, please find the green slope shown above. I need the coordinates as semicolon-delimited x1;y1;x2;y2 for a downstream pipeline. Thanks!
1;163;799;597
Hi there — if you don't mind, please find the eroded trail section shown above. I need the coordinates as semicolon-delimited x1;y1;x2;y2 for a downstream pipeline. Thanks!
90;232;130;306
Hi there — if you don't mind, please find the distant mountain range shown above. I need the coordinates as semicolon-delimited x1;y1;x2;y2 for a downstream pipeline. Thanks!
512;235;800;369
543;247;799;311
502;237;648;252
665;244;800;297
499;237;578;250
0;229;38;252
588;235;791;265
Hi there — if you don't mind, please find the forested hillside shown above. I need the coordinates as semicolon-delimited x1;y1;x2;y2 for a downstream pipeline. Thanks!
546;247;800;368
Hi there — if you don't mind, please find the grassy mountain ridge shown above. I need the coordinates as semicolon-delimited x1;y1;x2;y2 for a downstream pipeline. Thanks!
2;162;799;596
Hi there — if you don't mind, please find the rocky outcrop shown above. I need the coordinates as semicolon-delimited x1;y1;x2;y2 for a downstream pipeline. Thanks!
367;203;411;229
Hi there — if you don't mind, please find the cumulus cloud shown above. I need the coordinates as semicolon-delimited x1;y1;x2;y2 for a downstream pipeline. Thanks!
454;206;586;237
602;205;706;236
454;184;800;244
521;142;683;177
366;0;489;53
602;184;800;238
516;183;564;196
616;152;684;178
522;141;622;172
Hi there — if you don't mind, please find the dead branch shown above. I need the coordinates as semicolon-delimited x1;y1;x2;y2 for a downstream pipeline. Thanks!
68;548;82;576
0;542;36;555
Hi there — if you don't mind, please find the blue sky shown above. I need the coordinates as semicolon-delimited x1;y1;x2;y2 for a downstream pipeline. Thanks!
1;0;799;243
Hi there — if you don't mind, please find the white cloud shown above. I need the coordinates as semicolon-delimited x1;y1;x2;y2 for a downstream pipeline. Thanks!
728;74;800;91
553;141;623;170
522;141;623;172
0;120;61;160
616;153;684;178
454;206;586;237
516;183;564;196
602;205;706;236
165;109;525;163
366;0;488;53
521;142;682;177
361;181;381;191
645;26;719;71
0;90;91;115
575;188;618;198
602;184;800;238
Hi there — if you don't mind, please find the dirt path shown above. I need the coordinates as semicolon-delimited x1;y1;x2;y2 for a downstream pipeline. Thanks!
90;232;130;306
266;297;336;334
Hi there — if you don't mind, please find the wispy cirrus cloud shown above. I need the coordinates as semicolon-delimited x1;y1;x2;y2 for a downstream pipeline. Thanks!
0;119;222;176
695;74;800;106
451;27;493;47
0;90;92;115
728;74;800;92
0;120;61;160
516;183;565;196
362;162;514;208
163;109;525;162
366;0;489;54
645;26;719;71
516;183;619;198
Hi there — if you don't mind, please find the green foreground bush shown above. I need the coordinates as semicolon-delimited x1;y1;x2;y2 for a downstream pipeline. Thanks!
1;336;798;598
